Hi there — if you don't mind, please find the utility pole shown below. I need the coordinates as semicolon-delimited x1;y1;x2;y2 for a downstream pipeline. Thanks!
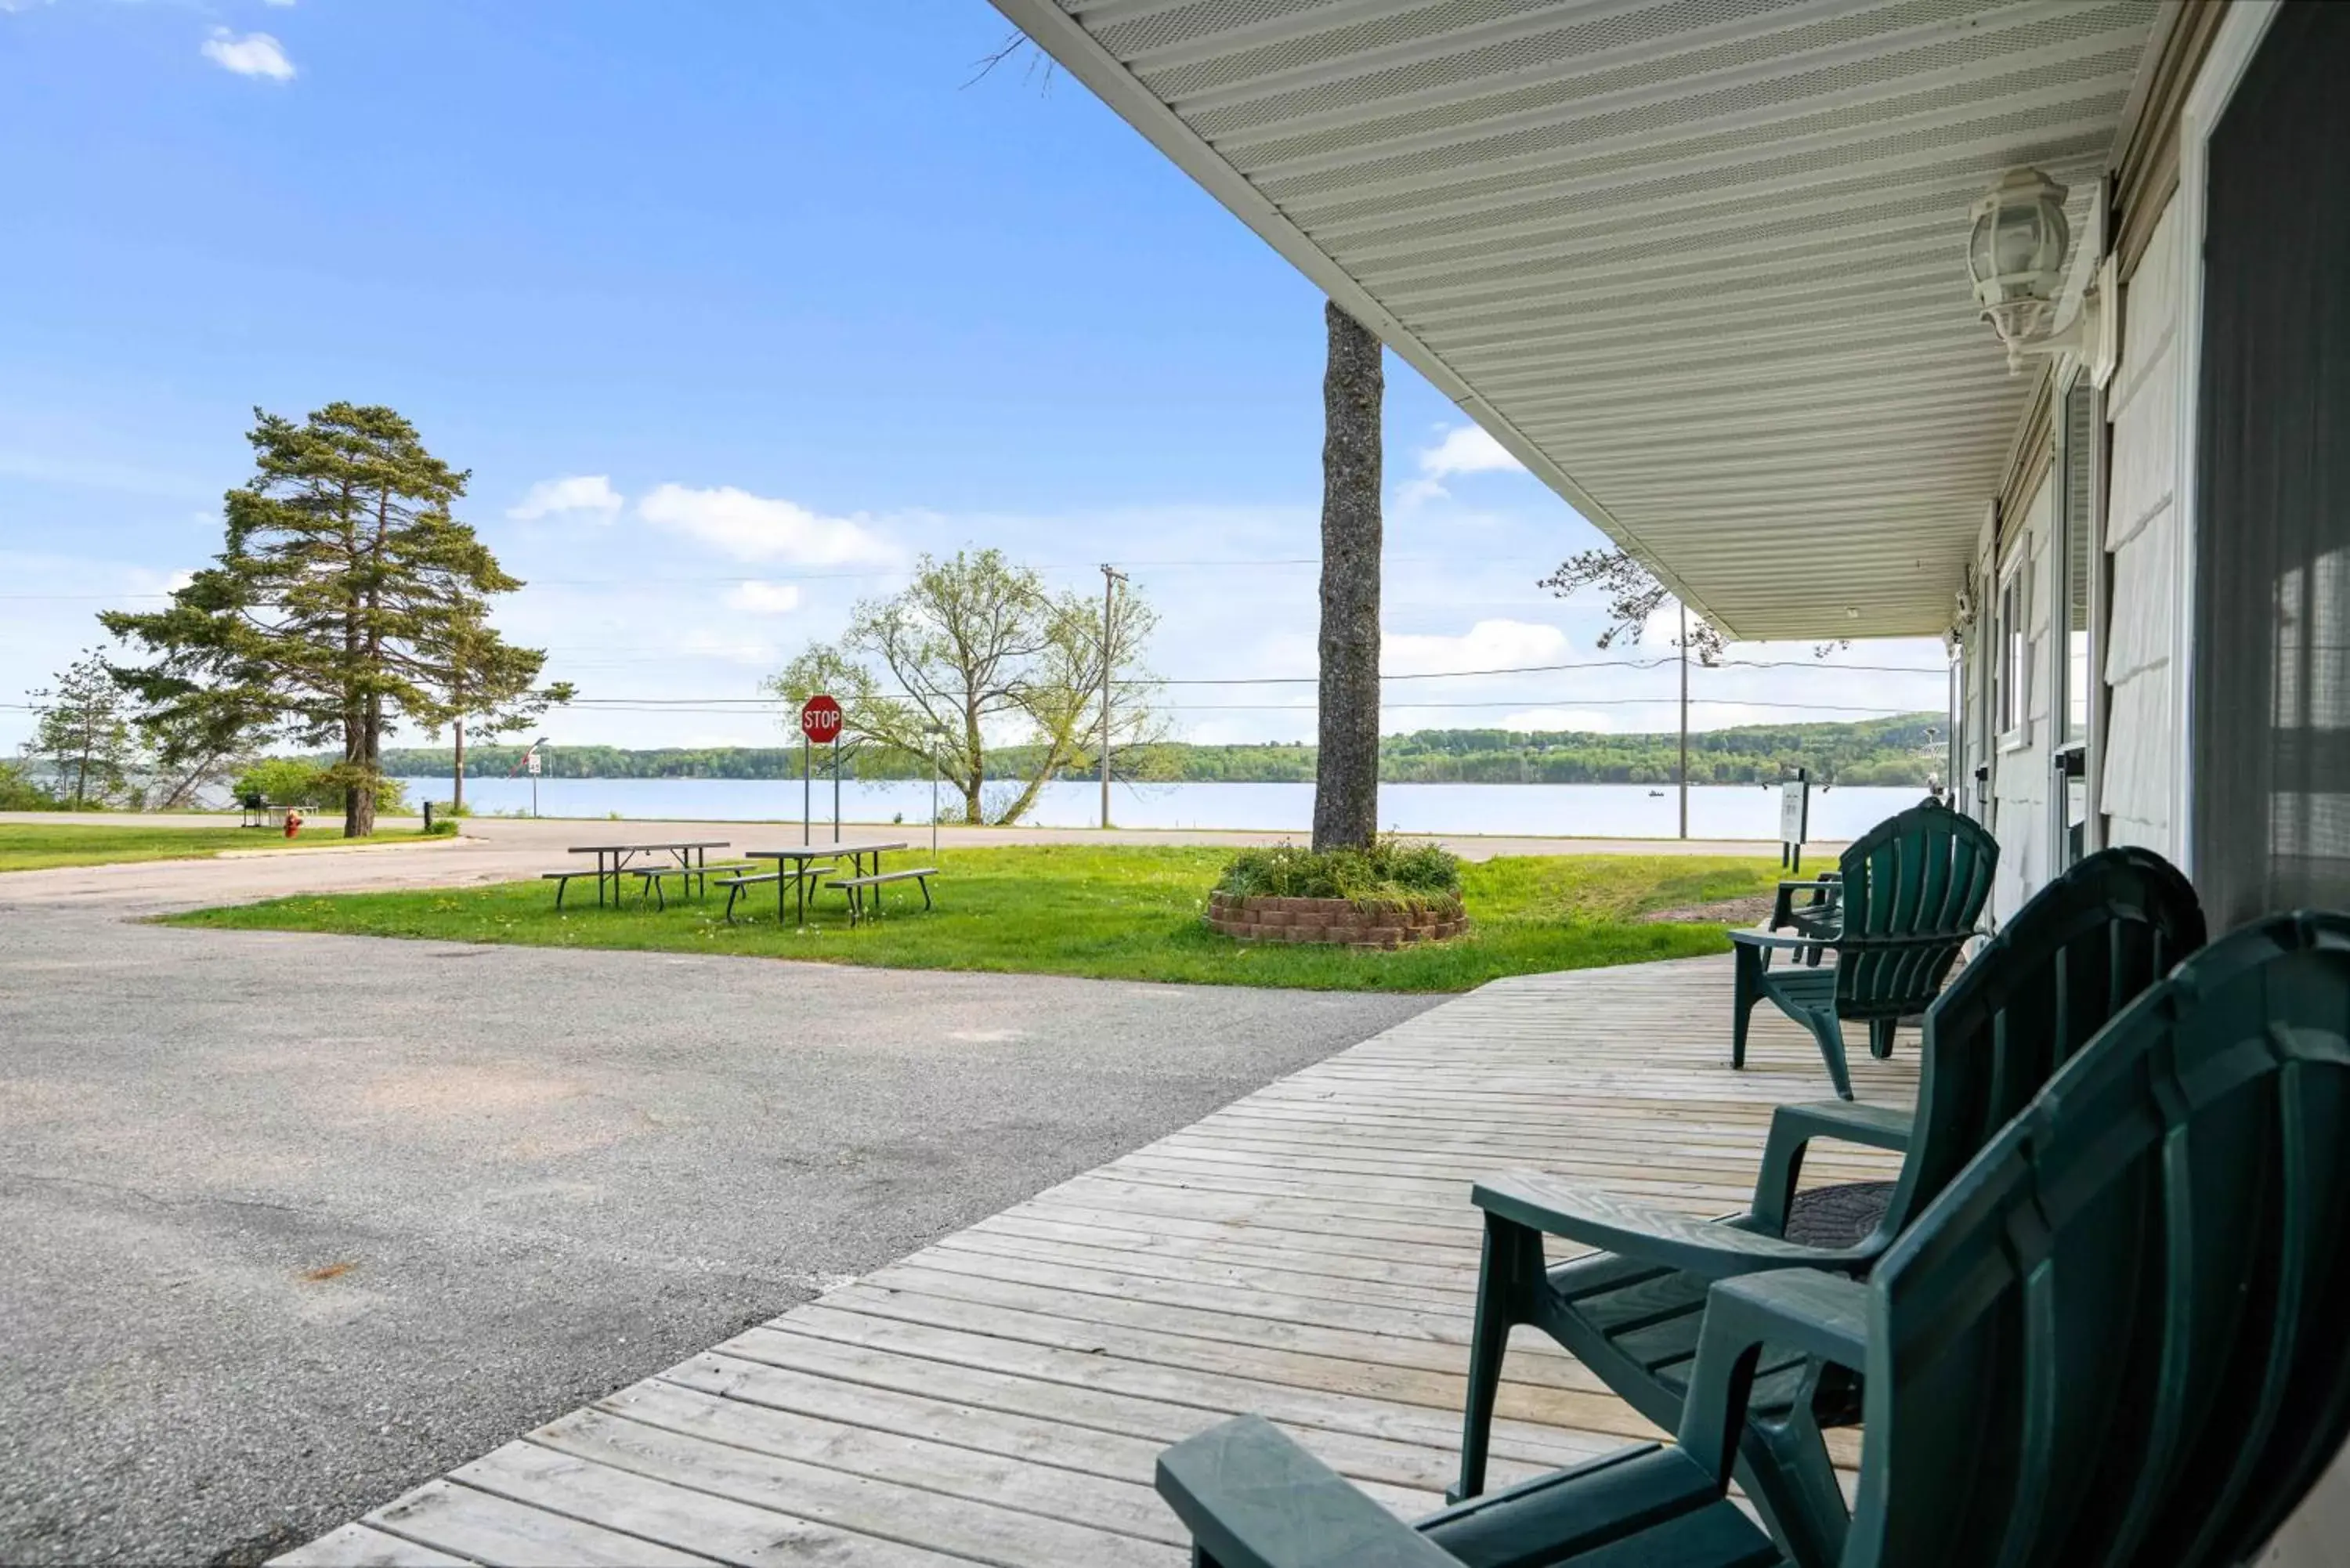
1678;603;1690;840
1099;564;1127;830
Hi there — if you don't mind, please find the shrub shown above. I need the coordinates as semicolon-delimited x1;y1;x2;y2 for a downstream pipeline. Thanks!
1213;835;1462;905
0;761;60;811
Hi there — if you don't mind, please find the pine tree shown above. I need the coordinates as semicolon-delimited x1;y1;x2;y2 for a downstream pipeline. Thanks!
103;403;560;836
429;611;571;815
27;650;139;808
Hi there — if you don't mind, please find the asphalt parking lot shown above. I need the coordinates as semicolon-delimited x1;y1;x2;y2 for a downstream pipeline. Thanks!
0;898;1434;1565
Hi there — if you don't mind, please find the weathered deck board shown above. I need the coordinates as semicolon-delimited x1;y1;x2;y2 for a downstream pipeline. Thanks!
275;955;1913;1566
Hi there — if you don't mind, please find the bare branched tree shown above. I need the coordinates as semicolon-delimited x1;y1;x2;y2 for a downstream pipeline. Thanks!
1539;548;1724;663
965;31;1057;92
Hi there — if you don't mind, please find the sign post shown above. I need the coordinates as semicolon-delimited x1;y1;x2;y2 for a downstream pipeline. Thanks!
1778;768;1810;873
798;695;843;848
526;743;541;818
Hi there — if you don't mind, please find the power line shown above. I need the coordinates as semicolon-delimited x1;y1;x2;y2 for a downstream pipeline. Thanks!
0;552;1571;602
554;697;1924;716
529;656;1947;696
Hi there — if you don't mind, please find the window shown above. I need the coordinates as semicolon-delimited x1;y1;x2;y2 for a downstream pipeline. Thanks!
2056;380;2097;746
1996;561;2031;742
2052;376;2100;867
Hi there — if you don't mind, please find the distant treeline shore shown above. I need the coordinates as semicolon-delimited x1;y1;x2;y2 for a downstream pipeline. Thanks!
367;714;1941;788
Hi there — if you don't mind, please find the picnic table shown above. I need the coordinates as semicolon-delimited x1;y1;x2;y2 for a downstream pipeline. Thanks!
559;840;734;909
739;840;908;926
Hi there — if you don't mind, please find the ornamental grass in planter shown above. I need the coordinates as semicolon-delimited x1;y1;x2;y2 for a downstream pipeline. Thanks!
1206;836;1467;950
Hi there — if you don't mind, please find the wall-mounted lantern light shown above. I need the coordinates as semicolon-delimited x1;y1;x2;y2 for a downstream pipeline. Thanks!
1967;167;2081;372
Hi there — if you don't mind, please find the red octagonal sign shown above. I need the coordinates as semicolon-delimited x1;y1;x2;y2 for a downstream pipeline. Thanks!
799;694;844;743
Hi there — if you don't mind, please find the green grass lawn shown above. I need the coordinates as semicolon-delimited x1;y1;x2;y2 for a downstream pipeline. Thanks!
165;844;1784;992
0;822;431;873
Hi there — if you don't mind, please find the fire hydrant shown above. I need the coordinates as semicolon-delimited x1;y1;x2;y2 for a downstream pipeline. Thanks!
283;809;302;840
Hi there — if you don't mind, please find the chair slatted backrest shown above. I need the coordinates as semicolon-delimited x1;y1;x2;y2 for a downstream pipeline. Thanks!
1869;847;2207;1246
1831;805;1998;1021
1847;913;2350;1568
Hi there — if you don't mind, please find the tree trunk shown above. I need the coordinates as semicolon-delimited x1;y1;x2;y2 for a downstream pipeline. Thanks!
342;714;364;833
963;704;985;825
453;717;466;815
350;693;381;836
1313;301;1383;852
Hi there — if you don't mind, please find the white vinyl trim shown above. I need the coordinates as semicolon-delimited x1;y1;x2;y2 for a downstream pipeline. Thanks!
992;0;2156;643
2170;0;2282;883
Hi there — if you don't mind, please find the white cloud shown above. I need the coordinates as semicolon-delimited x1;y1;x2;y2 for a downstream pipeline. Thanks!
508;475;623;522
1500;708;1620;734
723;580;803;616
1397;423;1527;507
263;0;297;7
202;29;296;81
1419;424;1524;479
638;483;898;567
1383;618;1569;675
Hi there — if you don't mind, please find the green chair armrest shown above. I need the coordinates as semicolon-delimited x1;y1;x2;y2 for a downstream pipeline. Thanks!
1677;1270;1873;1490
1770;877;1844;928
1474;1170;1869;1280
1156;1415;1458;1568
1730;928;1836;952
1749;1101;1914;1234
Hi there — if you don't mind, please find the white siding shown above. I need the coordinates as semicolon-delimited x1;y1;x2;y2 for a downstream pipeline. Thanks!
1990;474;2054;924
2102;201;2186;855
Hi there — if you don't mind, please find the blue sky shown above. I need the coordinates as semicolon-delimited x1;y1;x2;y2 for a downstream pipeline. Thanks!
0;0;1948;754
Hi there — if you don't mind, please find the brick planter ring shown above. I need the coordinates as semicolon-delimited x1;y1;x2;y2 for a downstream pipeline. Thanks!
1204;891;1468;950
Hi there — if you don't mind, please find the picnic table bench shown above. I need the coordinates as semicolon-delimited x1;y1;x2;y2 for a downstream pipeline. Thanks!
830;866;937;924
714;862;833;925
629;860;754;911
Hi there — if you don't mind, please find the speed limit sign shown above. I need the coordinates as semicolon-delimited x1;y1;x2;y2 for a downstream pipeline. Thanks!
799;695;843;743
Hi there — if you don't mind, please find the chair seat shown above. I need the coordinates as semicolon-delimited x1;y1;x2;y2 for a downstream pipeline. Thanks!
1766;969;1836;1013
1546;1253;1860;1425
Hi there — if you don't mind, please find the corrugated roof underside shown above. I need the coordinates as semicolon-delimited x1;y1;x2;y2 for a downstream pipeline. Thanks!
1052;0;2157;640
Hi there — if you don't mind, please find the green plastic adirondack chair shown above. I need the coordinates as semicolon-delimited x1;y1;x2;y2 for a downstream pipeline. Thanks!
1732;804;1998;1098
1765;797;1950;956
1451;846;2204;1567
1157;912;2350;1568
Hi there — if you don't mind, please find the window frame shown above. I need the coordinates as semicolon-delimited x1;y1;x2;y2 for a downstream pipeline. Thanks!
1995;551;2034;749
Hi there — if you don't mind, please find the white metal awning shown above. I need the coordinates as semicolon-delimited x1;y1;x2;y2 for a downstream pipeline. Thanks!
994;0;2162;640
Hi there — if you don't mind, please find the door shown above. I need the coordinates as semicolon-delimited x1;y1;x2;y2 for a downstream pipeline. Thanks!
2191;0;2350;928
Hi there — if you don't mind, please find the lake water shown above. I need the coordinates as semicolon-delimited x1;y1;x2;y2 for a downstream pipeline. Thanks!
427;776;1924;842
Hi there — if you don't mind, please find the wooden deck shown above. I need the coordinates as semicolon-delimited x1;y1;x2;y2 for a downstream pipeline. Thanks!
276;954;1916;1568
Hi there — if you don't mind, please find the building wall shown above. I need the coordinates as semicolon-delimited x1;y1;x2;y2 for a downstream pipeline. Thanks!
1987;471;2052;924
2102;200;2186;858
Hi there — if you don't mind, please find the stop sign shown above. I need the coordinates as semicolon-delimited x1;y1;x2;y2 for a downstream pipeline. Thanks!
799;694;843;743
